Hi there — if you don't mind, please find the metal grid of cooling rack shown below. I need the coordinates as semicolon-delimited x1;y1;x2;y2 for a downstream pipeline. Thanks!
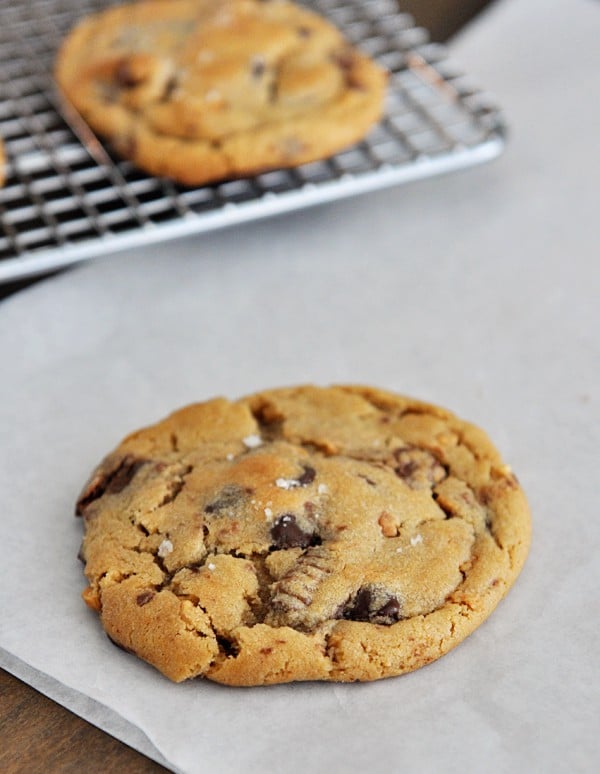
0;0;505;282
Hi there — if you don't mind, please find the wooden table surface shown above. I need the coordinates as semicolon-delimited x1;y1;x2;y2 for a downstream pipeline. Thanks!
0;2;491;771
0;671;166;774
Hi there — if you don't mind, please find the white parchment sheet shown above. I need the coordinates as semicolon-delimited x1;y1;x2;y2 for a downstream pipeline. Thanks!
1;0;598;771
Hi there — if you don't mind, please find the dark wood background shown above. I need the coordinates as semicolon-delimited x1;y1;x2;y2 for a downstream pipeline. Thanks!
0;2;492;771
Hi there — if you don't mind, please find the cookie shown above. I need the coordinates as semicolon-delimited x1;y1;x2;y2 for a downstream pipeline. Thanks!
76;385;530;685
55;0;387;186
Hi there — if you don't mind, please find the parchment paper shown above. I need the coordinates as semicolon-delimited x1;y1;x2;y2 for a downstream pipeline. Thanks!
1;0;598;771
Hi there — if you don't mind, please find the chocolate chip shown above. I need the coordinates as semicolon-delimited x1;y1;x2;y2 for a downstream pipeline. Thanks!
136;590;155;606
114;59;144;88
345;587;372;621
157;473;190;507
346;77;365;92
76;456;148;515
297;465;316;486
271;513;315;549
250;399;284;427
377;598;401;619
297;26;312;38
106;457;147;494
205;484;245;513
339;587;402;624
217;635;239;657
395;458;419;479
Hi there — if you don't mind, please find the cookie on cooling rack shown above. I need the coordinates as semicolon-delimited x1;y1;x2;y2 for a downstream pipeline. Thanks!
55;0;387;186
76;384;530;685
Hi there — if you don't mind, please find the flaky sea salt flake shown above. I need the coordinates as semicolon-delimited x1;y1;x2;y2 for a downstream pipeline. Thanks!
275;476;302;490
158;539;173;558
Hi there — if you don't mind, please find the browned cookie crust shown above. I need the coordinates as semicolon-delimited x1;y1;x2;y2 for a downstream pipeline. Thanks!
76;385;530;685
55;0;387;186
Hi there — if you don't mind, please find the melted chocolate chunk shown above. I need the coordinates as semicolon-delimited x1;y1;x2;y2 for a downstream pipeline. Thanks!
345;587;372;621
377;598;401;620
205;484;246;514
76;456;148;515
217;635;239;657
250;399;284;429
340;587;402;625
136;590;156;607
297;465;316;486
114;59;144;88
395;458;419;479
271;514;315;549
106;457;147;494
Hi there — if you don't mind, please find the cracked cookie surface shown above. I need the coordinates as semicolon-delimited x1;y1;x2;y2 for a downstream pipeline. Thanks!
76;385;530;684
55;0;387;186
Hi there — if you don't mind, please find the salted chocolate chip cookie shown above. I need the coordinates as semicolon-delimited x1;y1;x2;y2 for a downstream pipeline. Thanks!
76;385;530;685
55;0;387;186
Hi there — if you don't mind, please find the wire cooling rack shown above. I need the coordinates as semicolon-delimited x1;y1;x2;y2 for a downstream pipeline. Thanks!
0;0;505;282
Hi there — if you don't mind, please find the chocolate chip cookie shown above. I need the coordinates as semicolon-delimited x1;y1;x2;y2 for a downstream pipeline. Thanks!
55;0;387;186
76;385;530;684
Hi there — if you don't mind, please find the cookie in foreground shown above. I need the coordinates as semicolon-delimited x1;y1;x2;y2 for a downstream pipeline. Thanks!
76;385;530;685
55;0;387;186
